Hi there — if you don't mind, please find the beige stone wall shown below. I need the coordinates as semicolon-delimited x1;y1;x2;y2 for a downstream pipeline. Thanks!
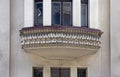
99;0;110;77
10;0;33;77
111;0;120;77
0;0;10;77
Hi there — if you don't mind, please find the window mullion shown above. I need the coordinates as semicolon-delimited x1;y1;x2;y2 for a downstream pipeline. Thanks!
43;0;52;26
73;0;81;26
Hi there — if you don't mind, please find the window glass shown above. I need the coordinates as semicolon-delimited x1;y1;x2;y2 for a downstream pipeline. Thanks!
34;2;43;26
51;68;70;77
52;2;61;25
81;4;88;27
63;2;72;25
51;68;59;77
61;69;70;77
52;0;72;26
77;69;86;77
81;0;88;4
81;0;88;27
33;68;43;77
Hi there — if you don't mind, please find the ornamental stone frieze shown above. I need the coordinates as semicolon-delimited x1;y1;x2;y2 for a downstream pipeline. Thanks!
20;26;103;59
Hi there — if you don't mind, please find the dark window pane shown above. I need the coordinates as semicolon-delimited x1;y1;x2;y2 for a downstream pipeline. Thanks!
35;0;43;2
51;68;70;77
61;69;70;77
52;3;61;25
52;0;72;26
51;68;59;77
81;3;88;27
63;2;72;25
34;2;43;26
81;0;88;4
33;68;43;77
52;0;72;2
77;69;86;77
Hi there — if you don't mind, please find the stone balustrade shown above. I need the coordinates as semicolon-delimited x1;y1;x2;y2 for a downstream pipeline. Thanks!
20;26;103;50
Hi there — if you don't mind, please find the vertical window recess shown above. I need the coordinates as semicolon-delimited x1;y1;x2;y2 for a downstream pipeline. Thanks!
81;0;88;27
33;67;43;77
77;68;87;77
34;0;43;26
52;0;72;26
51;68;70;77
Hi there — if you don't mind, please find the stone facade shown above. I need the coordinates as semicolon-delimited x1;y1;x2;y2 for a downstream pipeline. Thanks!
0;0;119;77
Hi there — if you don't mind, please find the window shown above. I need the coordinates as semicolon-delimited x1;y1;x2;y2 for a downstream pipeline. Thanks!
34;0;88;27
51;68;70;77
33;67;43;77
52;2;61;25
52;0;72;26
81;0;88;27
77;68;87;77
34;0;43;26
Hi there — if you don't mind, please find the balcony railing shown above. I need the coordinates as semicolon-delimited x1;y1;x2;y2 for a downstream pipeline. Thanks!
20;26;103;50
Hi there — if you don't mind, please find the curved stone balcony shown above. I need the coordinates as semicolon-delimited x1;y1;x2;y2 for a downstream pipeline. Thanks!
20;26;103;60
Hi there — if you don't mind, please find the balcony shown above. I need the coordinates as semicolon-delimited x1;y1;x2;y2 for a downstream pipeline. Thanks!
20;26;103;60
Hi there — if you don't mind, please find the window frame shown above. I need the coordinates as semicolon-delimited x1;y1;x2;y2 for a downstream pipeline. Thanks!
33;67;43;77
24;0;99;28
52;2;62;26
81;0;89;28
34;2;43;26
62;2;72;26
77;68;87;77
51;67;70;77
52;0;72;26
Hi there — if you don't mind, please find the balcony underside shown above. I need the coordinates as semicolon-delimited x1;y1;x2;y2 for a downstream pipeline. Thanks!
25;47;98;60
20;26;103;60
